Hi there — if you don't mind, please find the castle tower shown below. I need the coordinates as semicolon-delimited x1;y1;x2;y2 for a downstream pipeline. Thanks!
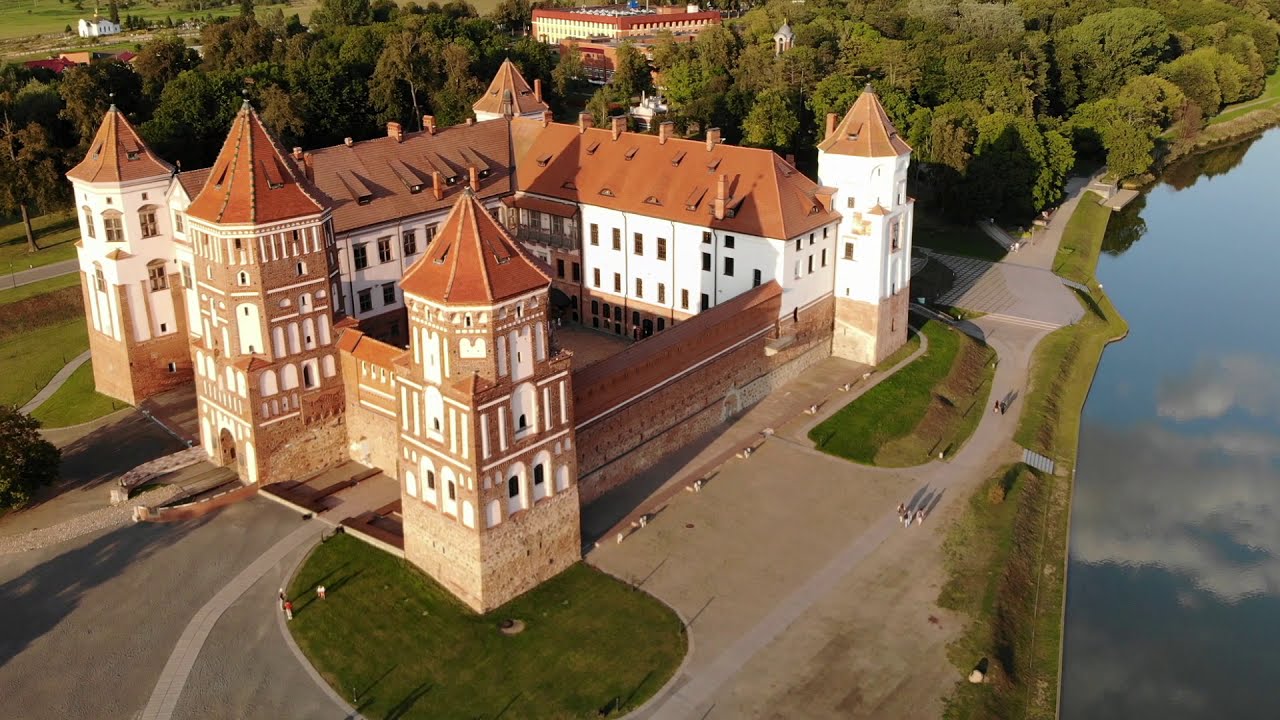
67;106;192;405
396;187;580;613
818;86;914;365
184;101;346;485
472;58;549;122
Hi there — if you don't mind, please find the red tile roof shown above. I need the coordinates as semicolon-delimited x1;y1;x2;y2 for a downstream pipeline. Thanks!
337;327;406;368
818;86;911;158
23;57;77;73
186;101;328;226
473;59;548;118
176;167;212;199
510;118;839;240
400;188;550;305
66;106;174;184
306;120;512;234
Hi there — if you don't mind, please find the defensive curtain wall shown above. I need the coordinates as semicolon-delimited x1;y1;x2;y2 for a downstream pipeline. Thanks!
339;281;836;512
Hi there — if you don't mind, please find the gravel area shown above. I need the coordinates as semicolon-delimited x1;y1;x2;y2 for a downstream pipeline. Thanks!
0;485;184;555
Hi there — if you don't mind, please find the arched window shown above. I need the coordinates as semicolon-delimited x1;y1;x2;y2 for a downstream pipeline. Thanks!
533;463;545;485
142;259;166;292
303;363;315;388
260;369;278;396
281;364;299;390
82;206;96;239
303;318;316;350
296;261;307;276
426;469;436;489
138;205;159;238
237;271;250;286
102;210;124;243
272;327;286;357
93;263;106;292
508;476;519;498
300;293;311;309
321;355;336;377
447;480;456;501
518;414;528;429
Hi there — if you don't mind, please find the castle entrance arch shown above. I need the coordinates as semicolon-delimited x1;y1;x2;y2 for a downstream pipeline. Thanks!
217;428;237;466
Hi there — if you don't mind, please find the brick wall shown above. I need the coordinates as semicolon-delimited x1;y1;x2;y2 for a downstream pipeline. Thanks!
833;287;908;365
341;354;400;474
479;487;581;611
403;496;485;609
257;411;348;485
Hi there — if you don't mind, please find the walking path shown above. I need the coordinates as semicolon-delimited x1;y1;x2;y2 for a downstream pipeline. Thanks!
0;258;78;290
19;349;91;414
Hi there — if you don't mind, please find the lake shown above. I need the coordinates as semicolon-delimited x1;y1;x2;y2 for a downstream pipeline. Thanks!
1060;129;1280;719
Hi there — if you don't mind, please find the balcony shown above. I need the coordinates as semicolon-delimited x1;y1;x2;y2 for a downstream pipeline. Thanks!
514;225;576;252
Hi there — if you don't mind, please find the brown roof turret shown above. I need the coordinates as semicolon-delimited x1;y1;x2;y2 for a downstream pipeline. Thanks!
817;85;912;158
66;105;173;184
473;59;549;118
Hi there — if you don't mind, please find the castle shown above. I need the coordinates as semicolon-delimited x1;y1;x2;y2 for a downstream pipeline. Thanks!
66;61;914;611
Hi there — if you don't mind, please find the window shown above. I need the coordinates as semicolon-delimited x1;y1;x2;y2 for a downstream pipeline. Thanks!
93;264;106;292
167;362;177;372
725;235;735;249
847;196;855;209
680;289;689;310
103;211;124;243
590;223;599;245
447;481;456;501
403;230;417;257
518;413;528;430
634;232;643;256
657;238;667;261
551;215;564;236
613;273;621;293
821;249;828;267
534;464;545;486
572;262;581;282
809;233;815;246
700;293;710;311
174;213;183;233
657;283;666;303
808;255;815;274
377;237;393;263
556;259;565;278
724;257;735;277
844;242;854;260
426;470;436;490
426;224;438;245
591;300;599;315
382;282;396;306
181;263;192;289
139;207;158;238
823;227;829;239
752;269;762;287
353;243;369;270
82;206;95;239
635;278;643;298
890;220;901;251
593;268;601;288
303;364;316;388
794;238;801;252
296;261;307;276
701;252;711;272
508;476;519;498
237;271;250;286
611;228;621;250
702;231;711;244
357;288;373;313
148;261;168;291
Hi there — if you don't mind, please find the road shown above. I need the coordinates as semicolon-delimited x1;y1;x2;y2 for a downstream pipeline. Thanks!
0;258;79;290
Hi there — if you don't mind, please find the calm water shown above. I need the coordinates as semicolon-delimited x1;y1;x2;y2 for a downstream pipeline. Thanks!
1060;129;1280;719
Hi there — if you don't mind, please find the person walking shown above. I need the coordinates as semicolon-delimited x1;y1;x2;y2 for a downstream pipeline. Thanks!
284;599;294;621
915;509;924;526
278;588;286;611
993;400;1000;414
316;585;327;600
897;502;906;518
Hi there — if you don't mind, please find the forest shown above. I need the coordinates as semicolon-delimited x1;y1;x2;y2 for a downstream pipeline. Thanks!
2;0;1278;244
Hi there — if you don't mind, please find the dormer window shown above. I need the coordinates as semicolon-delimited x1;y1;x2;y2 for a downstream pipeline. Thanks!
536;153;552;167
586;141;600;155
599;188;614;197
624;147;638;161
671;151;686;167
126;151;140;161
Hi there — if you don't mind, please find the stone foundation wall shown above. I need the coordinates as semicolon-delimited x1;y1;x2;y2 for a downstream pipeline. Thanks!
478;487;581;612
832;288;908;365
575;295;834;504
403;496;485;610
81;274;193;406
257;412;348;485
340;360;400;475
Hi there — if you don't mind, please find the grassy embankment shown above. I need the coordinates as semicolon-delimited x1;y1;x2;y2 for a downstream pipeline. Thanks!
938;196;1128;720
809;319;995;466
287;534;686;720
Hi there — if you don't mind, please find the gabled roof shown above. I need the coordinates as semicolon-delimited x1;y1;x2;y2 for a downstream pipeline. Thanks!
818;85;912;158
400;187;550;305
473;59;548;118
510;118;839;240
186;101;328;226
66;106;173;184
175;167;212;200
774;21;794;39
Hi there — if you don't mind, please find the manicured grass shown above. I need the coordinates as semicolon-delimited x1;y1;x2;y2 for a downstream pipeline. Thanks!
809;320;994;466
32;359;123;427
913;212;1007;261
0;318;88;408
0;272;80;305
1211;68;1280;125
287;534;686;720
1050;196;1110;287
0;0;320;39
0;210;79;272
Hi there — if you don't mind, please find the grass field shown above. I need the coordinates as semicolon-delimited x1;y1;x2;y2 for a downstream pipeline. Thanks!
0;0;321;40
287;535;686;719
31;359;123;426
0;318;88;408
0;210;79;273
1050;196;1109;287
0;272;79;304
809;320;994;466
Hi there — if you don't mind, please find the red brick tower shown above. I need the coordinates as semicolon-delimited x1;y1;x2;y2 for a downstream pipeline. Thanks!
185;101;346;484
396;187;581;612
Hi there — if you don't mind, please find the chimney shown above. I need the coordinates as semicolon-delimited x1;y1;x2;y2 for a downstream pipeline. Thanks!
611;115;626;140
343;137;354;148
785;153;796;167
706;127;721;151
659;120;674;144
423;115;436;135
469;166;479;192
387;121;403;142
292;146;303;161
432;171;443;201
713;173;727;221
542;109;553;127
302;152;314;182
825;112;837;140
578;112;593;133
534;78;543;104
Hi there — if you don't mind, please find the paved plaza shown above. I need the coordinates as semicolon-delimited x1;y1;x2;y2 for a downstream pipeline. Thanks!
922;250;1082;330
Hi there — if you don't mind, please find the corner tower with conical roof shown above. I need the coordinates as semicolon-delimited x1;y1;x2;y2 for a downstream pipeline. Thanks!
472;58;549;122
818;86;914;365
395;187;580;612
67;105;192;404
185;101;345;485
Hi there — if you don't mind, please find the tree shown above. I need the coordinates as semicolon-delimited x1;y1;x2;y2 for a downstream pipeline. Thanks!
142;70;240;169
58;60;143;148
434;41;483;126
370;30;437;128
0;406;60;510
258;83;306;146
1057;8;1173;108
552;42;584;98
741;88;799;150
313;0;372;28
135;34;200;103
240;0;254;17
611;41;651;100
108;0;120;24
491;0;530;31
0;117;64;252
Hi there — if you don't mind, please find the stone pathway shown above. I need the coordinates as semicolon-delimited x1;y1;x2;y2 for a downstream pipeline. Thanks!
923;250;1081;330
19;349;91;414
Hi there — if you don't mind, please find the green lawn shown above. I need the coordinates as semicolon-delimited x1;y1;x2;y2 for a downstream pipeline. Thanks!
0;0;320;39
913;212;1007;261
0;210;80;273
31;359;123;427
0;272;80;305
809;320;993;465
1211;68;1280;125
0;317;88;408
287;534;686;720
1051;196;1110;287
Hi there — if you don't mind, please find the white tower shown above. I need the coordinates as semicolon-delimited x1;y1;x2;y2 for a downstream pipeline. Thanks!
818;86;914;365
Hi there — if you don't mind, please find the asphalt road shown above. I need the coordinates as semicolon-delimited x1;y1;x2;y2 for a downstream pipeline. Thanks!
0;258;78;289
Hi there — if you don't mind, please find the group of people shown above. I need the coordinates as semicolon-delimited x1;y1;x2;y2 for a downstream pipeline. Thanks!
993;399;1008;415
896;503;926;527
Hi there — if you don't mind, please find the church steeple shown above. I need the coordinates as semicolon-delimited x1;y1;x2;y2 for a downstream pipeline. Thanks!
818;85;912;158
